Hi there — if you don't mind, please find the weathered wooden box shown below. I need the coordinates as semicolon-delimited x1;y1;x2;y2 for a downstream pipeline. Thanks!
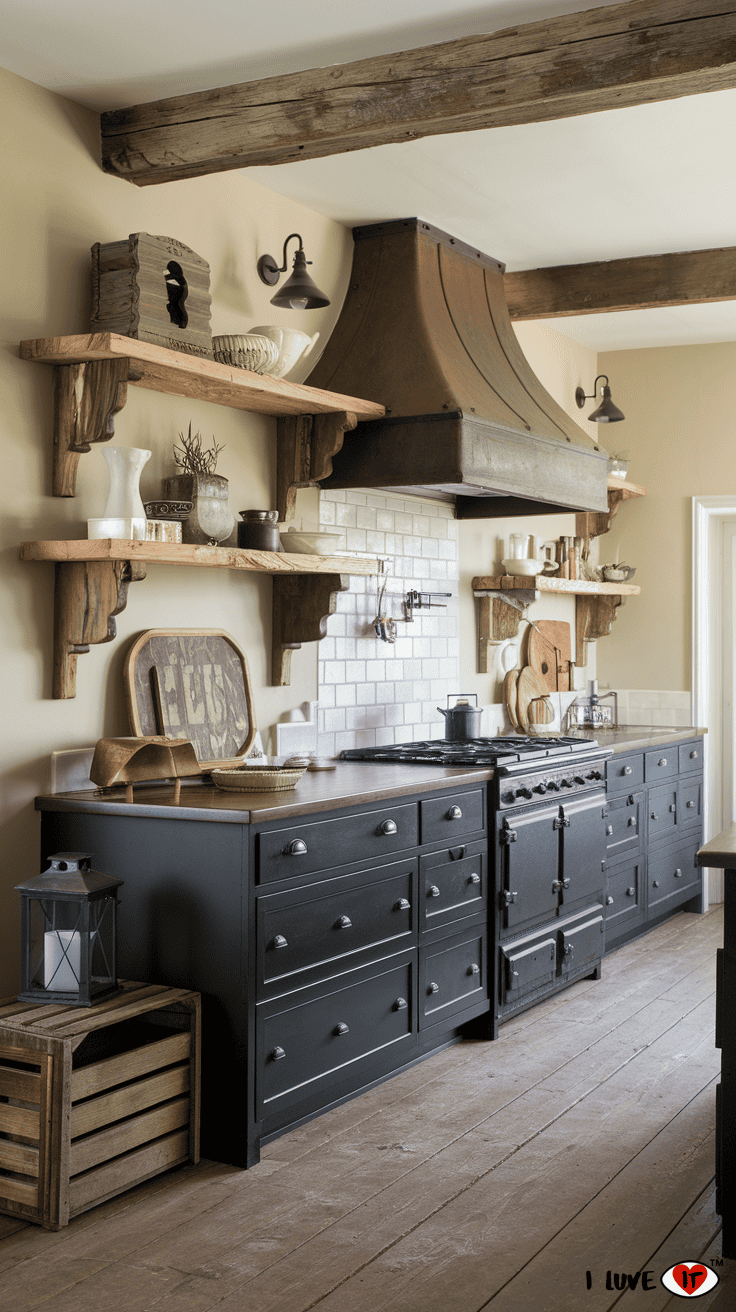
91;233;213;357
0;981;200;1229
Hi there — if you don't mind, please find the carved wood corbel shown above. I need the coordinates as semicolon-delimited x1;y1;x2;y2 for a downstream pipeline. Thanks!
272;573;349;686
53;558;146;698
53;357;132;496
575;594;622;667
276;410;357;522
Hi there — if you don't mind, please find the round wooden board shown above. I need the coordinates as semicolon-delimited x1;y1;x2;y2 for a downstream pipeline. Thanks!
517;665;553;733
503;669;520;731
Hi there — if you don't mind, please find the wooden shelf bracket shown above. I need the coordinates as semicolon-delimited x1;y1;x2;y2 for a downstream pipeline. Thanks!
277;411;357;522
53;558;146;699
575;593;623;667
53;358;132;497
272;573;349;686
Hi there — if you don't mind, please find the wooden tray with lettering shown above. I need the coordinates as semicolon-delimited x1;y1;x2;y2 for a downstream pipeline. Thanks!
124;628;256;771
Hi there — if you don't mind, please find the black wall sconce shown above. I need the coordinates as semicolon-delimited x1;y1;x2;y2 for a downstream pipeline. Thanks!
257;233;330;309
575;375;625;423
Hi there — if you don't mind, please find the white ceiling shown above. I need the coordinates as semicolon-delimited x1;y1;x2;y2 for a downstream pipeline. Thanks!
3;0;735;352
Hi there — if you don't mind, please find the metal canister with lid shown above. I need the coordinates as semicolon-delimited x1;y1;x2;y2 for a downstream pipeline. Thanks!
237;509;281;551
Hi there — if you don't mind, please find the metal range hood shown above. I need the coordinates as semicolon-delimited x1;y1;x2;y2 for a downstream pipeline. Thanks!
305;219;609;517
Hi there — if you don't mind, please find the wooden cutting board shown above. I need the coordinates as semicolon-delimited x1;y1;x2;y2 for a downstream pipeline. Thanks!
528;621;572;692
503;669;521;731
517;665;553;733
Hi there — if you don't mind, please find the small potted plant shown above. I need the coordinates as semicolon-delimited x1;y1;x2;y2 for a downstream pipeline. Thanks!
163;423;235;545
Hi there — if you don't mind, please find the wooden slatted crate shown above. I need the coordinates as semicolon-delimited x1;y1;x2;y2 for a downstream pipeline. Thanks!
0;981;200;1228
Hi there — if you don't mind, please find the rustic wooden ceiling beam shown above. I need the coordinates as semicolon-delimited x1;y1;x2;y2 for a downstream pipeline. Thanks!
101;0;736;186
505;246;736;318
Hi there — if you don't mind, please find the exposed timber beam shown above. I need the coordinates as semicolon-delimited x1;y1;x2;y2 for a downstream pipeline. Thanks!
505;246;736;319
101;0;736;186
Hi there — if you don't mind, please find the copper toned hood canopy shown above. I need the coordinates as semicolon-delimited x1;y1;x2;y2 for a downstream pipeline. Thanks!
305;219;608;516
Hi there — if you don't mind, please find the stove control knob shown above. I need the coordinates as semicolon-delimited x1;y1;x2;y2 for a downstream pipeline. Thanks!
533;783;547;794
560;778;574;788
516;787;533;800
546;781;560;792
587;769;602;781
574;775;585;785
501;791;516;805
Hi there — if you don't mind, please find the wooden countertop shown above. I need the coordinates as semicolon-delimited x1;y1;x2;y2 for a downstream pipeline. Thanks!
36;761;495;825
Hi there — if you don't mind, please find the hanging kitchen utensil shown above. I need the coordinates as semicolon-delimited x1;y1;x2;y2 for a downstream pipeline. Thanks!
435;695;483;741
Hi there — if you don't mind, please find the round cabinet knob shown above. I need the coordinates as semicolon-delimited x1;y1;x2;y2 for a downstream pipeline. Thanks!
447;805;463;820
623;765;633;775
333;1022;349;1036
335;915;352;929
428;982;440;994
658;757;668;767
395;898;411;911
272;934;288;949
285;838;307;856
653;879;660;888
690;749;699;759
379;818;398;835
626;887;636;897
468;872;481;885
428;885;441;898
467;962;480;976
270;1047;286;1061
674;868;683;878
606;825;614;836
687;800;695;808
393;997;408;1011
606;895;614;905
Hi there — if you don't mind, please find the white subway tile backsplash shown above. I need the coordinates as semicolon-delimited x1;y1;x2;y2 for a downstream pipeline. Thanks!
317;489;459;754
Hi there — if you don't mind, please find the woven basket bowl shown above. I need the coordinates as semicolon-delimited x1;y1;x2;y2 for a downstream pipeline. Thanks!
212;334;281;374
210;765;306;792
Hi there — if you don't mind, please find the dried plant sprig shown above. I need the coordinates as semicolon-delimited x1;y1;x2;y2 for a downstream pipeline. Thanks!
173;421;225;475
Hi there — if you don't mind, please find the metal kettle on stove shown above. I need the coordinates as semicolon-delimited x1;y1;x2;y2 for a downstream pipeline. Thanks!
436;695;483;741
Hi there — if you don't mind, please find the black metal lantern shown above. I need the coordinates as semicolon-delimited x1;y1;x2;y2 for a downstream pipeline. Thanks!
16;852;123;1006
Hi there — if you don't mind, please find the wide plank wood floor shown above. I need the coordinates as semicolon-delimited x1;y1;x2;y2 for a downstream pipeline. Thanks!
1;907;733;1311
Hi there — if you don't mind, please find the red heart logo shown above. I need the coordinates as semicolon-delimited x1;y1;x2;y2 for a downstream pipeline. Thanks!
672;1265;708;1294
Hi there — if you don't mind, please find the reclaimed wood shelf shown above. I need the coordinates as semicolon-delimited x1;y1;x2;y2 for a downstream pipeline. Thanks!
20;540;379;698
18;333;385;499
471;573;641;671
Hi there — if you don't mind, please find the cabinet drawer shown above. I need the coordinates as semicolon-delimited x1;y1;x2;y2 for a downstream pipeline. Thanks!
680;776;703;829
258;954;414;1113
605;791;643;859
645;748;678;783
605;857;645;940
257;803;418;883
419;841;486;934
607;754;644;794
419;930;486;1029
420;789;485;845
648;782;678;840
257;859;416;996
679;741;703;774
649;839;701;912
559;912;604;978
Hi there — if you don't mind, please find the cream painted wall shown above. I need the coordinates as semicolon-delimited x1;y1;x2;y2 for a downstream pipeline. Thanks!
0;66;352;995
596;342;736;691
458;320;602;704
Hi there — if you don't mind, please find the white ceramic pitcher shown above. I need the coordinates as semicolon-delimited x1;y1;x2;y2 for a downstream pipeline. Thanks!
250;325;320;378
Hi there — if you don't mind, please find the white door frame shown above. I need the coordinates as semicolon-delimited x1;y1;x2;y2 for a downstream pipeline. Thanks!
692;495;736;904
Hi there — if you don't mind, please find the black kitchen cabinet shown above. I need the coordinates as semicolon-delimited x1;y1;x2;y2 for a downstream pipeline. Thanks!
603;735;704;951
38;781;489;1168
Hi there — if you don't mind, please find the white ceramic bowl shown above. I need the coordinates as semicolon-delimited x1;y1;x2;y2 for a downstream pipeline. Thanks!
280;529;343;555
502;557;558;576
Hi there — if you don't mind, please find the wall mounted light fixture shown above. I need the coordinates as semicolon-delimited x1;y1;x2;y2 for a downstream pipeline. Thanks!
257;233;330;310
575;375;625;423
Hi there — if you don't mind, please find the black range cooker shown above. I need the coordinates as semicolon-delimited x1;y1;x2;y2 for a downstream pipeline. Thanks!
341;735;612;1031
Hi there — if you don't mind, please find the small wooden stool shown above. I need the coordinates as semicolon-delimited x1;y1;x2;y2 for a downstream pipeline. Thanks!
0;980;200;1229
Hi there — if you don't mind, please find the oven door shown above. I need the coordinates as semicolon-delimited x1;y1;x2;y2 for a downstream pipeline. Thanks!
559;792;607;912
498;803;560;936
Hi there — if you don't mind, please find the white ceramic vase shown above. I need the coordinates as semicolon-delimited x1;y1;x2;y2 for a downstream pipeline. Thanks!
91;446;152;540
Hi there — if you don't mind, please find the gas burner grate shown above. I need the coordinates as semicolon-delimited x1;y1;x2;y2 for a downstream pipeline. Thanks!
340;735;598;768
